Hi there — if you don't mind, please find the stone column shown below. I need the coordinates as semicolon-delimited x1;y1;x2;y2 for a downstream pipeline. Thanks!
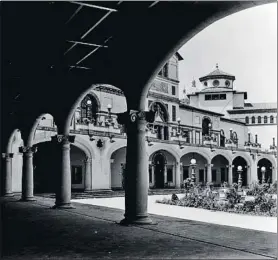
119;110;154;225
272;167;277;182
84;156;92;192
52;135;75;209
228;165;233;185
151;165;155;187
175;162;181;188
2;153;14;197
20;146;37;201
206;164;212;183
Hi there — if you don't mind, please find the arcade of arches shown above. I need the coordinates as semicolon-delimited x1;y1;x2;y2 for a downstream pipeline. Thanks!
2;1;276;226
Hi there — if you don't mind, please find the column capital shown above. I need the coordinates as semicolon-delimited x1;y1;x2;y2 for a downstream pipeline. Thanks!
19;146;38;154
2;153;14;159
117;110;155;125
84;156;92;163
51;135;75;144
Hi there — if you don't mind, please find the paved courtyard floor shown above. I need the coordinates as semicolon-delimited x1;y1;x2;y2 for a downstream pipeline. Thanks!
72;194;277;233
1;195;277;259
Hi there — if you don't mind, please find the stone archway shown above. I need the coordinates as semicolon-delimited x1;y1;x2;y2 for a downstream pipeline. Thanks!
257;158;273;184
211;154;229;186
232;156;248;187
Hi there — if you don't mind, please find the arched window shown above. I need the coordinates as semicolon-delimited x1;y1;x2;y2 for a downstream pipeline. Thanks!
258;116;261;124
251;116;255;124
264;116;268;124
245;116;249;124
270;115;274;123
202;117;211;136
80;94;99;122
220;129;225;147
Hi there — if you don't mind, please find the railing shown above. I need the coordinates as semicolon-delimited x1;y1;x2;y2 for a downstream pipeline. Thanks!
36;119;274;155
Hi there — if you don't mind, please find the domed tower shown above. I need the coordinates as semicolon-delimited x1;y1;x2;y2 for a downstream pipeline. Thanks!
187;64;247;116
199;64;236;90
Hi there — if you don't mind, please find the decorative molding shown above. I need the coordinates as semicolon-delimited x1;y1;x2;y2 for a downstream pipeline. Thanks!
150;79;169;94
51;135;75;144
19;146;38;154
227;108;277;114
148;91;180;104
93;85;125;97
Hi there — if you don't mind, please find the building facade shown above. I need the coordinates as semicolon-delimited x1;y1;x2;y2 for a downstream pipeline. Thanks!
8;55;277;193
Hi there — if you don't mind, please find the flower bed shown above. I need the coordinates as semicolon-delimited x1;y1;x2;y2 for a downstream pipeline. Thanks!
156;180;277;217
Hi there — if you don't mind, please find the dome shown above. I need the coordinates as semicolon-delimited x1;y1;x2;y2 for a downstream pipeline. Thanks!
199;64;235;82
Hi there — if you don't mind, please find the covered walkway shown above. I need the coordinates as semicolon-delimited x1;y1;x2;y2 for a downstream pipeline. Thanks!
1;196;276;259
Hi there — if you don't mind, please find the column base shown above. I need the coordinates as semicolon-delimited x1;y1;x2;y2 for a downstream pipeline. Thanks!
20;196;36;202
2;192;14;197
52;203;75;209
119;216;155;226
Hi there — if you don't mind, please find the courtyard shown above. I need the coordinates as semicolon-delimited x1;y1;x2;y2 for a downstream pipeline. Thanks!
1;195;277;259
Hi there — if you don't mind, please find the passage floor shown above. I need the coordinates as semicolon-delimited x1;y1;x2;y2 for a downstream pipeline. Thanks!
1;195;277;259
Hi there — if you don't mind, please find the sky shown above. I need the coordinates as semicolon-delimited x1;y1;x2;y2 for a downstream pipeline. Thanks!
178;3;277;104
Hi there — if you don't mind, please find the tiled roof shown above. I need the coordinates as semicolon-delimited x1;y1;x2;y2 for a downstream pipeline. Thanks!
199;66;235;81
244;102;277;110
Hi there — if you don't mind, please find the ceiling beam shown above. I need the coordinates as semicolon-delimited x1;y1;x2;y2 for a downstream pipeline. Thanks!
67;40;108;48
66;5;83;24
64;11;112;55
149;1;159;8
69;65;92;70
76;36;112;65
70;1;118;12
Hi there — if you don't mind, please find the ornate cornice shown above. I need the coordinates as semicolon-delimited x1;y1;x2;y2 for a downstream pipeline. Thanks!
227;108;277;114
19;146;38;154
93;85;125;97
148;91;180;104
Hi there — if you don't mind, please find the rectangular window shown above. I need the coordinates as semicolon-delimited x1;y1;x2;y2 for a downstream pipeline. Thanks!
167;168;173;182
205;95;212;100
199;169;204;182
71;166;83;184
212;169;217;182
183;166;189;180
220;94;226;100
172;86;176;96
212;94;219;100
221;168;226;182
172;105;176;122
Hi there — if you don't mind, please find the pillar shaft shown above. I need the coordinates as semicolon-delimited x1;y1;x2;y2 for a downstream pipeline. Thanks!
228;165;233;185
22;149;35;201
121;110;152;225
53;135;75;209
207;165;212;183
175;162;181;188
84;158;92;192
2;154;14;196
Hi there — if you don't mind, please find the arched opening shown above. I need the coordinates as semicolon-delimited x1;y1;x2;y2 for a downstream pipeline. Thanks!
211;155;229;186
258;116;262;124
251;116;255;124
202;117;211;136
70;145;87;191
245;116;249;124
33;141;59;194
264;116;268;124
270;115;274;124
257;158;273;184
79;93;100;124
110;147;126;190
149;150;176;189
232;156;248;187
180;152;208;185
220;129;225;147
149;101;169;140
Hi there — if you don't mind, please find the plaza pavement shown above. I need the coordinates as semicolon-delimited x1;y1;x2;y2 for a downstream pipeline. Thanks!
1;195;277;259
72;194;277;233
